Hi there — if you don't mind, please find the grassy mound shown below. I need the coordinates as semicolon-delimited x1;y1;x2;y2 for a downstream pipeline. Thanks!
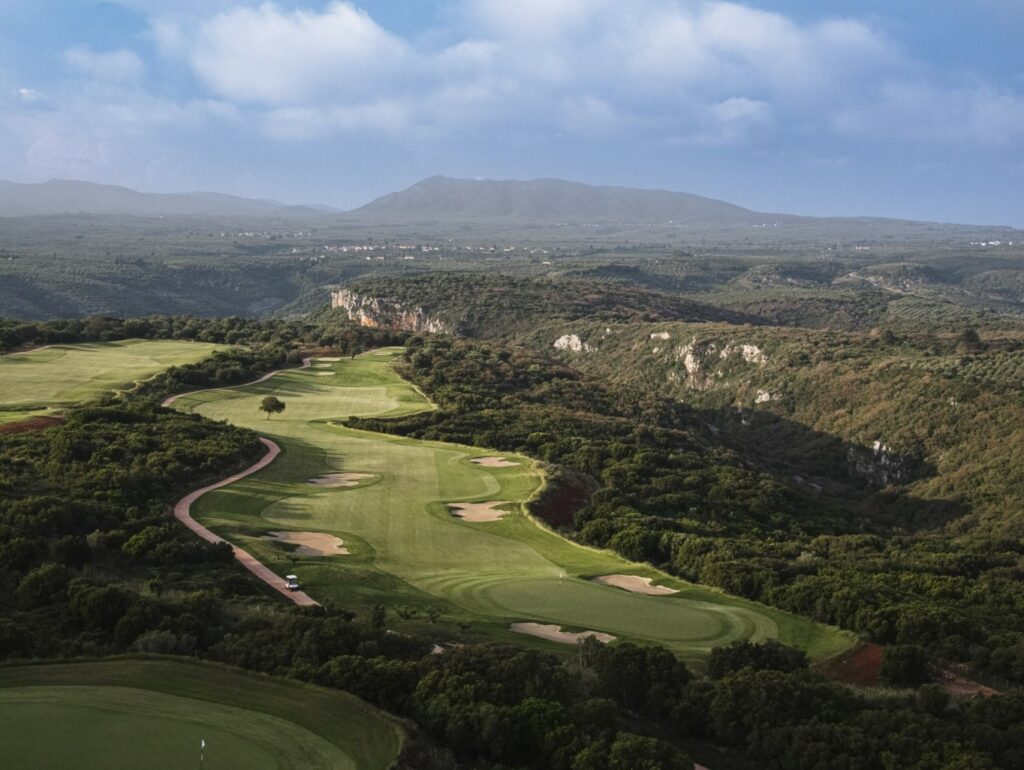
0;339;228;421
0;657;403;770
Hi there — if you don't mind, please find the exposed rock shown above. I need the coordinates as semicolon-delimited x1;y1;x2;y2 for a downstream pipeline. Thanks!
673;337;767;390
847;439;921;485
330;288;450;333
650;331;671;340
554;334;592;352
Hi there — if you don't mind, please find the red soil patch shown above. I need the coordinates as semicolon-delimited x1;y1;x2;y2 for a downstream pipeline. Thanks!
821;642;883;686
0;416;64;434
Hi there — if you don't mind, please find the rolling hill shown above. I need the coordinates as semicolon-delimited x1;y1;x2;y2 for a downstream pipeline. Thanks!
352;175;776;224
0;179;331;218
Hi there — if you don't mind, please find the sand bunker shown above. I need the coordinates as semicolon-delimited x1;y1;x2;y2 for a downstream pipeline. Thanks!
591;574;679;596
470;456;520;468
309;472;375;488
311;371;336;376
265;531;348;557
316;357;342;362
448;501;512;522
510;622;615;645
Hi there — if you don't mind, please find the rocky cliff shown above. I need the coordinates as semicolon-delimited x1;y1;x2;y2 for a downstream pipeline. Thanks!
330;289;451;334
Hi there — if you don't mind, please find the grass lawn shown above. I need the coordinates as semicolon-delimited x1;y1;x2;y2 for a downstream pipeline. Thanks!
175;348;853;662
0;657;404;770
0;339;228;420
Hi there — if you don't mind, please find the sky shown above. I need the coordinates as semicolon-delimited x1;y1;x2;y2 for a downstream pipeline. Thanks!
1;0;1022;224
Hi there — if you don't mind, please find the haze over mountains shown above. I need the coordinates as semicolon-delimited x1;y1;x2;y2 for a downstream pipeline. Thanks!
0;179;334;218
352;175;772;225
0;176;1019;234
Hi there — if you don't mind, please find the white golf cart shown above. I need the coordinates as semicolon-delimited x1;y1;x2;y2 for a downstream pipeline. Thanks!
285;574;300;591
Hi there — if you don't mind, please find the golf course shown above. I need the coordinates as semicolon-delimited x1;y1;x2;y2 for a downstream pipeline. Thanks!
0;658;404;769
174;349;852;661
0;339;227;423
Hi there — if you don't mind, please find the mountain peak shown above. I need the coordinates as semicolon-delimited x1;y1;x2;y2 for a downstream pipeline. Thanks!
354;176;760;224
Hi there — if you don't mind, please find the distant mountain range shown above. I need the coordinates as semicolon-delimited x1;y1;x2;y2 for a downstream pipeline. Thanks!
0;179;336;218
0;176;1018;233
351;175;775;225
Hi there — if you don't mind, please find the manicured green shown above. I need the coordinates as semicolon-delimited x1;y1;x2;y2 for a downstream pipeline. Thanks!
175;349;852;661
0;657;404;770
0;340;228;419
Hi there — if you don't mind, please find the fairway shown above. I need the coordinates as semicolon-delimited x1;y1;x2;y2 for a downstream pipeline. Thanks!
0;339;228;420
0;658;403;770
174;349;852;661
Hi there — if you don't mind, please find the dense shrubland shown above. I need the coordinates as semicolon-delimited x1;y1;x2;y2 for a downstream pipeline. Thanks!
351;335;1024;689
3;301;1024;765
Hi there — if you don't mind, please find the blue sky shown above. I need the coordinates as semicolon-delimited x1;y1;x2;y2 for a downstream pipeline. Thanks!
1;1;1022;224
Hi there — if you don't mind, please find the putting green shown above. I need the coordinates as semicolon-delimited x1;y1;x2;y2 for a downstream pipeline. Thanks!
0;658;403;770
175;348;852;660
0;339;228;420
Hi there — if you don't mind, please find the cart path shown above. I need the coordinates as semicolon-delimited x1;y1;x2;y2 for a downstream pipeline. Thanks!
161;357;312;407
173;436;319;607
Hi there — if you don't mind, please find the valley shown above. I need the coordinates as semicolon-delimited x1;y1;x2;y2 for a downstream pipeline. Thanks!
170;348;850;662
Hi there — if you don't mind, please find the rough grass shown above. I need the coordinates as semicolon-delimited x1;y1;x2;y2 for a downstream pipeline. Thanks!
0;657;404;770
175;348;853;661
0;340;228;419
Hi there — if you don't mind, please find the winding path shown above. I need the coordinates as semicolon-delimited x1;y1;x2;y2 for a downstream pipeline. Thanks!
168;358;319;607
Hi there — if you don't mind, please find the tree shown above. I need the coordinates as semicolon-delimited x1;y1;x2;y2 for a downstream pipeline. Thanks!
259;395;286;420
880;645;930;688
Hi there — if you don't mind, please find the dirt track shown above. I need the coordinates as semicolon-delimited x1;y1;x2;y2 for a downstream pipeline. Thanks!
171;436;319;606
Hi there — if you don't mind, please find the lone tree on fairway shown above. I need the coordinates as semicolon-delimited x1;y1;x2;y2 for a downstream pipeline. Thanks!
259;395;286;420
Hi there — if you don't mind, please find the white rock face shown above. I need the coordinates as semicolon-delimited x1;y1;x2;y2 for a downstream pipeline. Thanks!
755;389;775;404
673;337;768;390
554;334;591;352
721;343;767;364
650;331;671;340
330;289;449;333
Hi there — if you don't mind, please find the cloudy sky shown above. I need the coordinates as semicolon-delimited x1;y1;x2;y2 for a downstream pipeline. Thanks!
2;0;1022;223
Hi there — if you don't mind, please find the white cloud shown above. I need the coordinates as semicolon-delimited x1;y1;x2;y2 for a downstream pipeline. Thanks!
134;0;1024;148
185;2;410;105
833;82;1024;145
65;46;145;82
13;87;47;103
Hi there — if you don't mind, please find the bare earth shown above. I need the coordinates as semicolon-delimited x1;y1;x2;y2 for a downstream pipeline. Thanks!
309;472;375;488
470;456;520;468
265;531;349;557
172;437;318;607
510;622;615;645
448;500;513;522
591;574;679;596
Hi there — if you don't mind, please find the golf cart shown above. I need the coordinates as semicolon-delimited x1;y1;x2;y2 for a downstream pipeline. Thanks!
285;574;300;591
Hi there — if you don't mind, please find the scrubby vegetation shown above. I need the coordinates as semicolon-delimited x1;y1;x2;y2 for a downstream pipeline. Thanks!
351;332;1024;692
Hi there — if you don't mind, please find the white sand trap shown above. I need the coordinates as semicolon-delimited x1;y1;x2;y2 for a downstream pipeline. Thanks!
470;456;520;468
311;371;336;376
510;622;615;645
591;574;680;596
309;472;375;488
316;357;342;362
265;531;348;557
448;501;512;522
